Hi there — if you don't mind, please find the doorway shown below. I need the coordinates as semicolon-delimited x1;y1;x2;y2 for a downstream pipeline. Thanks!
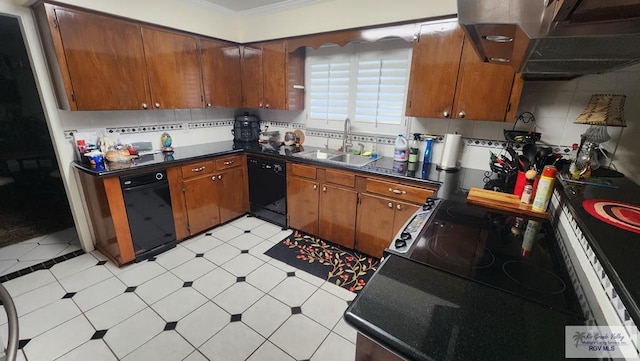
0;15;79;276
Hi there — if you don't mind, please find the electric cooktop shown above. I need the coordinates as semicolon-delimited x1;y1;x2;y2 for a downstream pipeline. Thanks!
387;199;583;316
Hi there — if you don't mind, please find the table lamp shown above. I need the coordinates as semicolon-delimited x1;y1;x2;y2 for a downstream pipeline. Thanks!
573;94;626;178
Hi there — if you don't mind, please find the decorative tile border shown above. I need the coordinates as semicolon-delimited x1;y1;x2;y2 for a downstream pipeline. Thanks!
106;123;184;134
464;138;573;154
551;190;640;353
187;120;233;129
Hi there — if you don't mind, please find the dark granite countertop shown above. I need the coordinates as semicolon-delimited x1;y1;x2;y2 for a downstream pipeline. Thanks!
556;172;640;326
345;255;586;361
73;141;491;194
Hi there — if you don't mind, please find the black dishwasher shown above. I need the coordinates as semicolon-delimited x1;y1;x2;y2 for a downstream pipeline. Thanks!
120;170;176;261
247;156;287;227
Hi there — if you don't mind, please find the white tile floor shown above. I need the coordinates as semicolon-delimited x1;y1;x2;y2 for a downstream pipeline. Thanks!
0;216;358;361
0;227;81;276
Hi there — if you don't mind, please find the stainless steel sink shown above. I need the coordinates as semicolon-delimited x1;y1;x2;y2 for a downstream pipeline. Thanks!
293;149;376;167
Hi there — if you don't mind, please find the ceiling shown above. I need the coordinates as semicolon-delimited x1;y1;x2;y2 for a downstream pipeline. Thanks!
191;0;331;14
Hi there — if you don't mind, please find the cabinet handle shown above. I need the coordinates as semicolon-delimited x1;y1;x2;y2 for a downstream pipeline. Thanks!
142;103;148;109
265;103;270;109
388;202;393;208
322;186;326;192
192;166;206;172
223;160;234;165
388;188;407;195
259;102;263;108
397;204;402;210
218;175;222;180
458;111;466;118
211;176;216;181
206;103;212;107
442;111;449;118
313;184;317;190
154;102;161;109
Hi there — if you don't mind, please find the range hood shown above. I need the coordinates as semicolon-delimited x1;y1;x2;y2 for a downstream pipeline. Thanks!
458;0;640;79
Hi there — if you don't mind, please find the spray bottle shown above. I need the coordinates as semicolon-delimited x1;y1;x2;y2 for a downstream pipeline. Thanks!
409;134;420;163
423;137;433;167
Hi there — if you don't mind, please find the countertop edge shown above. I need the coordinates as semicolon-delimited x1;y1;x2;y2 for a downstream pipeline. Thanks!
554;179;640;327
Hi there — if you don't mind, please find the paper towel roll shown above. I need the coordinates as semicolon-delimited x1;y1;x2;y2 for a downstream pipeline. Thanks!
439;133;462;170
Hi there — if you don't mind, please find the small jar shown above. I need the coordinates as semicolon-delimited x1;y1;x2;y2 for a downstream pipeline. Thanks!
520;185;533;204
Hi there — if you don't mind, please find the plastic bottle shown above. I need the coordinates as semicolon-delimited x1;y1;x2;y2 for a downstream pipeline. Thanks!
409;134;420;163
532;165;558;212
422;137;433;166
393;134;409;162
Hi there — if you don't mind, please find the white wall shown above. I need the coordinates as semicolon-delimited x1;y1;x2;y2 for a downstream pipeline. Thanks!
7;0;241;41
240;0;457;42
5;0;457;43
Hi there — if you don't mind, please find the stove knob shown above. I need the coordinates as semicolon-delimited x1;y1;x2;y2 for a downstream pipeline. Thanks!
273;164;283;173
394;238;407;249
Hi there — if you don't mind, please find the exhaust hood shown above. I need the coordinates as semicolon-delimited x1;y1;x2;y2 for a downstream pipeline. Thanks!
457;0;640;79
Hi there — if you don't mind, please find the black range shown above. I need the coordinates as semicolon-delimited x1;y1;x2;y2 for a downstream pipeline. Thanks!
345;198;586;361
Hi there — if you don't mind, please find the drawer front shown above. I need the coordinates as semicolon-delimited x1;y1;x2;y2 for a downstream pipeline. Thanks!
290;163;317;179
215;155;243;170
365;178;434;204
325;169;355;188
181;159;215;179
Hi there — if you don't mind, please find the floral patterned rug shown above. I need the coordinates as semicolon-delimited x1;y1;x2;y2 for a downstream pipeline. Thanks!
264;230;380;293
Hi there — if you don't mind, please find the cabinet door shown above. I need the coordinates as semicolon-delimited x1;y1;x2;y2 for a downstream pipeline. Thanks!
262;41;287;110
183;173;220;235
217;167;246;224
355;193;396;259
452;36;518;121
53;8;151;110
319;184;357;249
287;176;319;235
405;21;463;118
392;200;420;236
200;38;242;108
241;45;264;108
142;27;203;109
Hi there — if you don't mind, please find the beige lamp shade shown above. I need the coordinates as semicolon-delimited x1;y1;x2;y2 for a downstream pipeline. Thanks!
574;94;627;127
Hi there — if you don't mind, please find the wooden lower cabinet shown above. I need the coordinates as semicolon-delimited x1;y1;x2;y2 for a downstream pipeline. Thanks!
179;155;248;237
217;167;246;223
355;193;419;258
319;184;357;249
287;176;319;235
183;172;221;235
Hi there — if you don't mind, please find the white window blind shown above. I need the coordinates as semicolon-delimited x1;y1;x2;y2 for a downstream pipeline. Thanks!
306;40;412;133
308;46;351;121
355;42;411;125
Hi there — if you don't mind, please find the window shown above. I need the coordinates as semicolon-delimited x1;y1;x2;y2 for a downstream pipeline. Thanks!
306;39;412;134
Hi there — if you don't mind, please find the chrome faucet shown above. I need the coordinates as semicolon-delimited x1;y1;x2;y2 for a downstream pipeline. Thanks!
342;117;352;153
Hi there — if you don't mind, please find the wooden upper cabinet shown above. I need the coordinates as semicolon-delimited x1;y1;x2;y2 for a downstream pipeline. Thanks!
262;41;287;110
406;21;522;122
200;38;242;108
241;45;264;109
453;37;520;122
241;41;305;110
405;21;463;119
47;6;151;110
142;27;203;109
